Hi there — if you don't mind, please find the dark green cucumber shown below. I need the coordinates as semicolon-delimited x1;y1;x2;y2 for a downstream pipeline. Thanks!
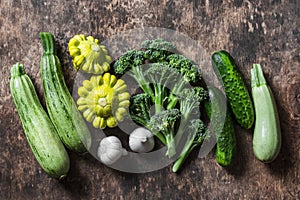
10;63;70;179
204;86;236;167
40;32;91;153
211;50;254;129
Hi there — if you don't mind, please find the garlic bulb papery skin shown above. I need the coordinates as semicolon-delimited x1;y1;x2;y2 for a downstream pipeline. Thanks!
97;136;127;165
129;127;155;153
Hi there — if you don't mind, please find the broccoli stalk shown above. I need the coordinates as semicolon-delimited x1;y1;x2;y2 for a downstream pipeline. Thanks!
172;119;209;172
148;109;181;157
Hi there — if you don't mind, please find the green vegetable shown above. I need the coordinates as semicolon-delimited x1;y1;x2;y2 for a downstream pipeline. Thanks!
129;93;152;128
172;119;208;172
148;109;181;157
178;87;208;121
142;38;176;62
251;64;281;163
144;63;180;113
40;32;91;153
113;50;154;100
166;54;202;84
113;41;203;112
10;63;70;179
211;50;254;129
114;39;208;165
77;73;130;129
165;54;203;109
204;87;236;167
68;34;111;74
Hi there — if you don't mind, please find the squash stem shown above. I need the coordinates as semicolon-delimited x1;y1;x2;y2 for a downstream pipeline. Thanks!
251;64;267;88
40;32;56;55
11;63;25;77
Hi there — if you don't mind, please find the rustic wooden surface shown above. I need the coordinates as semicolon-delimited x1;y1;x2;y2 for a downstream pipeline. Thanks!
0;0;299;199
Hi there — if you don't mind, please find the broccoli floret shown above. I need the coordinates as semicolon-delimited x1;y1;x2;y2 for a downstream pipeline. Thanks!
142;38;176;62
148;108;181;157
165;54;203;109
179;88;202;120
166;54;202;84
172;119;209;172
178;87;208;120
113;50;155;100
113;50;145;76
167;87;208;147
144;63;181;113
129;93;152;128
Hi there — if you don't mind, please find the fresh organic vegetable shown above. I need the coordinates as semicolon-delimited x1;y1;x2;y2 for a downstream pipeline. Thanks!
113;42;203;112
115;39;208;160
68;34;111;74
172;119;208;172
211;50;254;129
251;64;281;163
10;63;70;179
77;73;130;129
97;136;128;165
144;63;182;113
177;87;208;122
129;127;155;153
204;86;236;167
129;93;152;128
148;108;181;157
142;38;176;62
40;32;91;154
113;49;155;101
165;53;203;109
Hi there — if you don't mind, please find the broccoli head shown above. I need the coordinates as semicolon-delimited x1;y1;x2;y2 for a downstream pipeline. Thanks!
148;108;181;157
113;50;145;76
142;38;176;62
166;53;202;84
129;93;152;127
171;86;208;121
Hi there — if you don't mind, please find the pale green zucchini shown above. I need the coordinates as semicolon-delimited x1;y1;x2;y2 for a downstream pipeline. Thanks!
10;63;70;179
251;64;281;163
40;32;91;153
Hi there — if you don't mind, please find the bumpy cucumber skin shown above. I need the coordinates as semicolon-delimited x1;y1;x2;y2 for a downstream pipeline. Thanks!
212;50;254;129
204;87;236;167
10;63;70;179
40;32;91;153
251;64;281;163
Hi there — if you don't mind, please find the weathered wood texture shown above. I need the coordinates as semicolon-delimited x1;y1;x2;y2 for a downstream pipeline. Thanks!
0;0;299;199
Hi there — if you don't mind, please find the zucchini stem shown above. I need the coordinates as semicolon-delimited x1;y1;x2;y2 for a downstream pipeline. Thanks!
11;63;25;77
251;64;266;88
40;32;56;55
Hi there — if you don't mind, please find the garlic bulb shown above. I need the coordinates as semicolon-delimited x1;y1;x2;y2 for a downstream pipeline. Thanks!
129;127;155;153
97;136;127;165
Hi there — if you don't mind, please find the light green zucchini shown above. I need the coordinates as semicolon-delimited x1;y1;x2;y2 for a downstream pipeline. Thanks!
251;64;281;163
40;32;91;153
10;63;70;179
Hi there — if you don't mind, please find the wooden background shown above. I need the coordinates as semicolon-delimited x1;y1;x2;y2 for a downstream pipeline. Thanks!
0;0;299;199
